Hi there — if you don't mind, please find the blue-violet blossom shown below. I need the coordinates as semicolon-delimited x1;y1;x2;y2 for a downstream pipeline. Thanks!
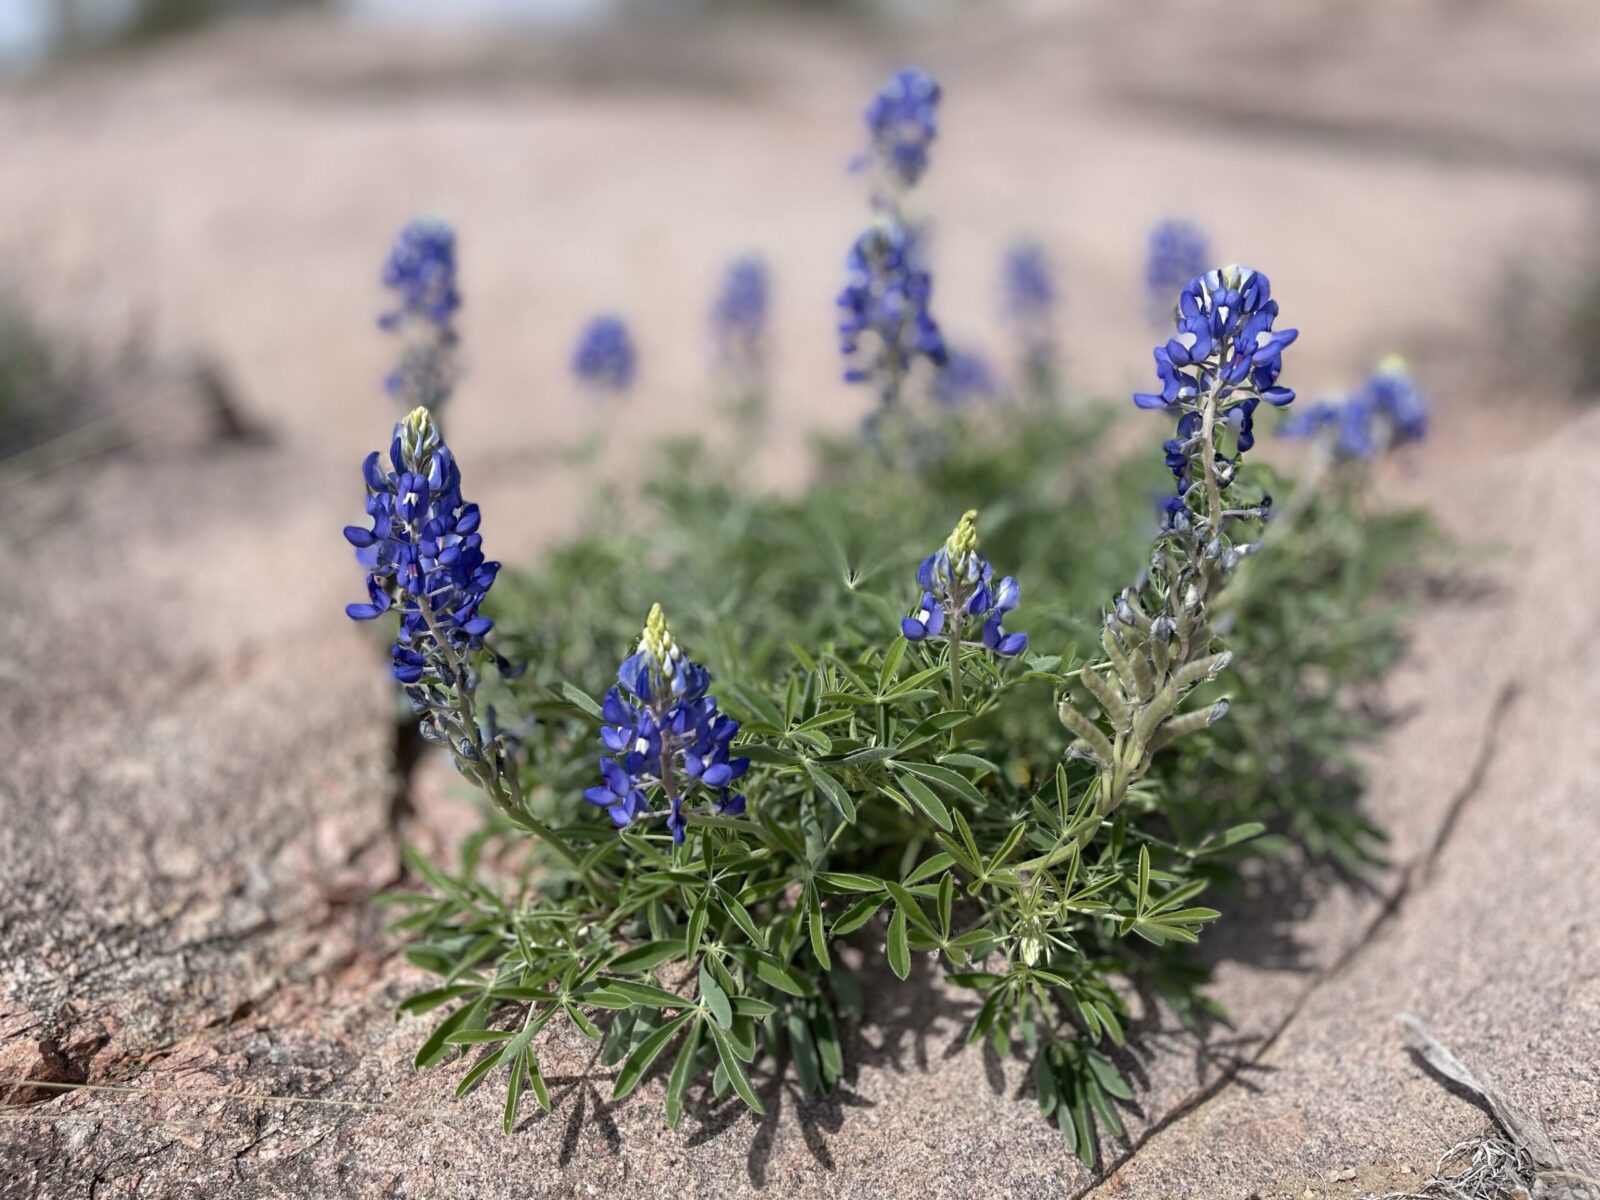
1136;266;1297;518
933;348;999;409
572;314;637;394
861;68;941;192
586;604;749;844
1280;356;1427;461
379;218;461;411
838;216;948;398
710;254;769;373
903;509;1028;657
344;407;500;685
1144;219;1210;321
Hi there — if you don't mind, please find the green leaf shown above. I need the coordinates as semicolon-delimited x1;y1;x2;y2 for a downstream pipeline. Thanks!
877;637;908;693
732;995;777;1019
831;894;884;937
905;851;957;885
788;1008;823;1096
815;872;883;894
1194;821;1266;855
610;940;683;973
414;998;485;1070
602;979;691;1009
894;774;952;831
717;888;766;948
804;760;857;823
707;1020;764;1114
525;1049;551;1113
399;984;481;1016
753;955;815;997
664;1016;704;1130
453;1044;510;1099
502;1051;525;1134
895;761;987;809
937;872;954;938
806;885;831;971
445;1028;516;1045
884;881;938;938
557;682;604;721
699;963;733;1029
886;906;910;980
612;1011;694;1101
686;889;710;963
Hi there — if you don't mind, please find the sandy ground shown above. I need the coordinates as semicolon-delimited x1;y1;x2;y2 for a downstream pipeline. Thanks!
1;2;1598;1196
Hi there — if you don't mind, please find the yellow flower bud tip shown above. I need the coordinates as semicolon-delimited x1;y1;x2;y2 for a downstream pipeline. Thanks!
399;406;441;464
945;509;981;569
640;603;680;676
1376;353;1409;377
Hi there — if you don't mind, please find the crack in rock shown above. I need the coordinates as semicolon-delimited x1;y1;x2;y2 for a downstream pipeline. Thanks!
1075;680;1521;1199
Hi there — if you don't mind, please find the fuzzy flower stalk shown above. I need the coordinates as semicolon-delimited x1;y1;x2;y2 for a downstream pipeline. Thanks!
838;69;948;418
1059;266;1297;827
587;604;749;845
379;218;462;414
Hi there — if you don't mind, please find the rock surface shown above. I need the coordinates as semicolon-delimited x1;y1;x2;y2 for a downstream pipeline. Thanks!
2;4;1598;1197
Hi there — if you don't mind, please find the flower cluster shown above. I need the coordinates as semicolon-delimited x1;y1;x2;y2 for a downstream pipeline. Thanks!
379;218;462;411
933;348;998;409
710;254;769;373
586;604;749;843
861;68;941;193
903;510;1028;657
1280;356;1428;461
344;407;499;683
1003;241;1056;327
1136;266;1298;520
572;315;637;394
1144;219;1210;321
838;217;948;395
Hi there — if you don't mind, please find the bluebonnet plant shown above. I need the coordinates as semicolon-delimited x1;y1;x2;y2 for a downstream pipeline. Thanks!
860;67;941;195
933;347;998;409
587;604;749;844
1144;219;1210;324
903;509;1028;658
379;218;461;412
572;315;637;395
710;254;770;374
839;71;948;417
1002;240;1059;403
343;407;523;806
1281;356;1428;462
1058;270;1295;821
837;217;948;405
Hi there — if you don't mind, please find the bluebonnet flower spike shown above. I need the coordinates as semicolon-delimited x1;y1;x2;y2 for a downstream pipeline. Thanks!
933;348;998;409
1280;355;1427;462
861;68;941;193
903;510;1027;657
572;315;637;394
589;604;749;844
344;406;499;679
1144;219;1210;323
711;255;769;369
379;218;461;412
837;216;947;402
1135;265;1298;525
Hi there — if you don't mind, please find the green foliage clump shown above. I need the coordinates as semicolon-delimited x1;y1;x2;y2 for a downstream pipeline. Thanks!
382;404;1427;1163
